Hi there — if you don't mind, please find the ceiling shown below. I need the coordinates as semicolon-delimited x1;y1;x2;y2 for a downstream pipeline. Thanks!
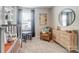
18;6;53;9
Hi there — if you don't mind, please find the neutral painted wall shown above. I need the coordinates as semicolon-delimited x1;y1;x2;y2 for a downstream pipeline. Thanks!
51;6;79;30
0;7;3;26
51;6;79;51
35;8;52;37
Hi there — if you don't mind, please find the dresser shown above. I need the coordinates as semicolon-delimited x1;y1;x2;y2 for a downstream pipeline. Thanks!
53;29;77;52
40;27;52;42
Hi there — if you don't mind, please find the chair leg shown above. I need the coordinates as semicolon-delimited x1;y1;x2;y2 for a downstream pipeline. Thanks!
24;39;26;43
29;35;32;40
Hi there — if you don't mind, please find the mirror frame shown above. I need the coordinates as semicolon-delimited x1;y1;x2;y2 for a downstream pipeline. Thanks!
59;8;76;26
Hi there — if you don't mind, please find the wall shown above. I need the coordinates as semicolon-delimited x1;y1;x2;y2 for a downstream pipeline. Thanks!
51;6;79;51
0;7;3;26
51;6;79;30
35;8;52;37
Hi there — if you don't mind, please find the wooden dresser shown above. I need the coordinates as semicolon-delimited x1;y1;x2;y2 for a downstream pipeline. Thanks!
53;29;77;52
40;27;52;42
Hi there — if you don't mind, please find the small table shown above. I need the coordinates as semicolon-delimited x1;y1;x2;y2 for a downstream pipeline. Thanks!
22;32;32;42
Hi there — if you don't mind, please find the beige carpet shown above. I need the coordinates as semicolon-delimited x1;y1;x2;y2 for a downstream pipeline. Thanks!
20;37;68;53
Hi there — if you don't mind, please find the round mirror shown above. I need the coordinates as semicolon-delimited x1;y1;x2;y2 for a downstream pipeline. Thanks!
59;8;75;26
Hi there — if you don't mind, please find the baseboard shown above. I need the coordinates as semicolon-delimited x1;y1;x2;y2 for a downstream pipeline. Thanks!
75;49;79;53
35;36;40;38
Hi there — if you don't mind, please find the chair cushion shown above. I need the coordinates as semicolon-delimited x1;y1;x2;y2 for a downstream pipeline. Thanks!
42;27;51;33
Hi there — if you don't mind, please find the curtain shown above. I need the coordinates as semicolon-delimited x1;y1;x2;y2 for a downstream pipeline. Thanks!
31;10;35;37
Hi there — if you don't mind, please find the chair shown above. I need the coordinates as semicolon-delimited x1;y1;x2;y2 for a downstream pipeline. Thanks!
22;30;32;43
40;27;52;42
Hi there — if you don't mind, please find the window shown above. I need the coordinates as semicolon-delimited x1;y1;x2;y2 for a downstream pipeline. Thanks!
62;14;67;26
21;10;32;32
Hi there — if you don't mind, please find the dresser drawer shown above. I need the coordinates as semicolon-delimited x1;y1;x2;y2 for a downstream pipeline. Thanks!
53;29;77;51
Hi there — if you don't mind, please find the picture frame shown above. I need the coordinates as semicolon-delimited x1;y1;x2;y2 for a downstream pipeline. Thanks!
39;13;47;25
